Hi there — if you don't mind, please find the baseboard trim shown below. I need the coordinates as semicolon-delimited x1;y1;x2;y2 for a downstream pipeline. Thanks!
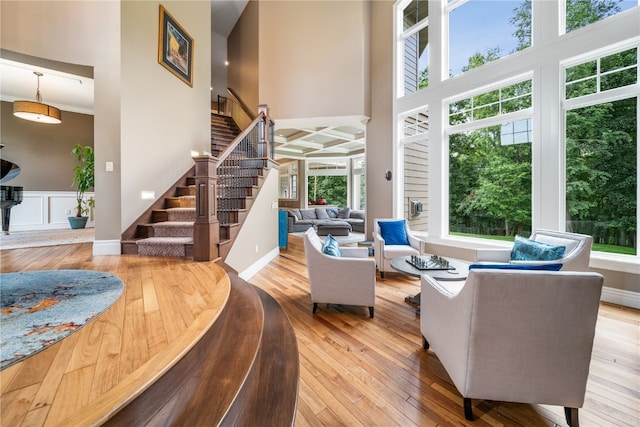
238;247;279;281
93;240;121;256
601;286;640;309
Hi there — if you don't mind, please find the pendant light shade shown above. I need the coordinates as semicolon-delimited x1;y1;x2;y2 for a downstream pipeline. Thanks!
13;72;62;124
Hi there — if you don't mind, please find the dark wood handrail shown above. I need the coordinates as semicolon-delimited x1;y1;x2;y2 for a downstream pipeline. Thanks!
227;87;257;122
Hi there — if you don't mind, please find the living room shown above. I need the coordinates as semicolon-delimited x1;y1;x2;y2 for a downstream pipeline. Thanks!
1;0;639;425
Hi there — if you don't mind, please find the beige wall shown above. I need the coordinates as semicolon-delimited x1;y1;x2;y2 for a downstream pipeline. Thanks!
1;0;121;242
121;1;211;230
2;1;211;244
257;1;370;121
1;101;93;191
365;0;395;236
226;167;279;274
227;0;259;113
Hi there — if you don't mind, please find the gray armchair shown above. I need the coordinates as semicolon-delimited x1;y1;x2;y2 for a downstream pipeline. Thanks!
303;228;377;318
421;268;604;426
475;229;593;271
373;218;423;278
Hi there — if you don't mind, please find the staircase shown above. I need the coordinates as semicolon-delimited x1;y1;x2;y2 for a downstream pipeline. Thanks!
121;112;270;260
211;112;240;157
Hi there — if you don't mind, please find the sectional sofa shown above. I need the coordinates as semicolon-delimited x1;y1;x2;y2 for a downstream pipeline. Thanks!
286;207;365;233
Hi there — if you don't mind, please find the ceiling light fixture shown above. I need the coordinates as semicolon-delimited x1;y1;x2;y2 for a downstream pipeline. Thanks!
13;71;62;124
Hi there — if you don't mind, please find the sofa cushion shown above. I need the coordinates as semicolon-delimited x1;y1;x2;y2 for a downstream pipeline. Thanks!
288;209;302;221
315;208;330;220
378;220;410;246
322;234;341;257
469;263;563;271
337;208;351;219
301;209;317;220
510;235;566;261
350;210;365;219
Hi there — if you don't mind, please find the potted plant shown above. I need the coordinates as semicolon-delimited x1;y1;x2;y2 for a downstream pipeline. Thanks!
68;144;95;229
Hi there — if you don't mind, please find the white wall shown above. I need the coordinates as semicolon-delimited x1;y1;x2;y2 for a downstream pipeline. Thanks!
6;191;95;231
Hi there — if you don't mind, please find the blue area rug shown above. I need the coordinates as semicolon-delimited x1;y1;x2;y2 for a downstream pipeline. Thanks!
0;270;124;370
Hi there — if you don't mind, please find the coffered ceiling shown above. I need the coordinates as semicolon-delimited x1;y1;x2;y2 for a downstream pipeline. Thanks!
274;124;366;160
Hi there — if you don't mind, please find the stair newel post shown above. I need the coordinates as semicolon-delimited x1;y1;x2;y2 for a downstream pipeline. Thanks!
257;104;270;159
193;156;220;261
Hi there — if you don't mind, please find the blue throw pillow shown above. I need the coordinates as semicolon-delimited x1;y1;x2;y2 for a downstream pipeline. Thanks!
322;234;341;257
469;263;563;271
510;235;565;261
378;220;410;246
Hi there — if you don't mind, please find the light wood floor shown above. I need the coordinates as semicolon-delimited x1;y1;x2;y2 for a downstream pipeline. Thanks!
252;235;640;427
1;237;639;426
0;243;230;426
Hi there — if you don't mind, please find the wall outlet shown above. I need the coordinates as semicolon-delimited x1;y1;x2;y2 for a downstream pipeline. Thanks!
255;245;259;253
65;209;71;215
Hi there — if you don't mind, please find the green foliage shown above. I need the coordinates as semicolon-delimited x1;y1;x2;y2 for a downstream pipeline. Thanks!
308;176;347;207
71;144;95;217
565;0;622;32
510;0;622;49
461;47;502;73
450;126;531;237
448;0;636;253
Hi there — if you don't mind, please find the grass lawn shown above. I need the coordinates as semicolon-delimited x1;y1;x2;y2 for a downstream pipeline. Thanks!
450;232;636;255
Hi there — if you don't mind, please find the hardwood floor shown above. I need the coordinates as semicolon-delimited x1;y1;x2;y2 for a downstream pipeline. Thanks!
0;243;230;426
1;236;638;426
252;235;640;427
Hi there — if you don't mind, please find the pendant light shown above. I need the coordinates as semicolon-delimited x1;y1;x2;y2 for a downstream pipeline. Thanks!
13;71;62;124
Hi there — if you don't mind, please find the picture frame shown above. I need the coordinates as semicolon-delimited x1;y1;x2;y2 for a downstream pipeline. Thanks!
158;5;193;87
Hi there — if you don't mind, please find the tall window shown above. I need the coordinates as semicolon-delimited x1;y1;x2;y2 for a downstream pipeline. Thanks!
307;160;348;207
352;157;366;210
278;162;297;199
399;0;429;95
449;122;532;238
448;79;533;238
564;46;638;255
447;0;531;77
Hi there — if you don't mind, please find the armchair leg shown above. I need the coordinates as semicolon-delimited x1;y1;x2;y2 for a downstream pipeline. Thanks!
422;336;430;350
312;303;318;314
368;307;374;318
463;398;473;421
564;407;579;427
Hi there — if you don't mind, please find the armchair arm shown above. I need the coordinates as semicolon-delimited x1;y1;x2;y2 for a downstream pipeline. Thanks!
420;275;474;391
340;247;369;258
373;231;385;266
474;248;511;263
407;231;424;254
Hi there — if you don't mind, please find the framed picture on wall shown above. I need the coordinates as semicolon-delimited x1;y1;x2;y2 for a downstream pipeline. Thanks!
158;5;194;87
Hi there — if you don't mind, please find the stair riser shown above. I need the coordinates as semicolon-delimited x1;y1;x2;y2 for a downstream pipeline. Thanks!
176;187;196;196
166;197;196;208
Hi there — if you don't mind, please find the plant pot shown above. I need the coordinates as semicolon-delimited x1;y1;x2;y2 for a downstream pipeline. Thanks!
68;216;89;229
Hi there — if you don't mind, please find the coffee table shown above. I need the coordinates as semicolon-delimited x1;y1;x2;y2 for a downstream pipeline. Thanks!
390;255;469;308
